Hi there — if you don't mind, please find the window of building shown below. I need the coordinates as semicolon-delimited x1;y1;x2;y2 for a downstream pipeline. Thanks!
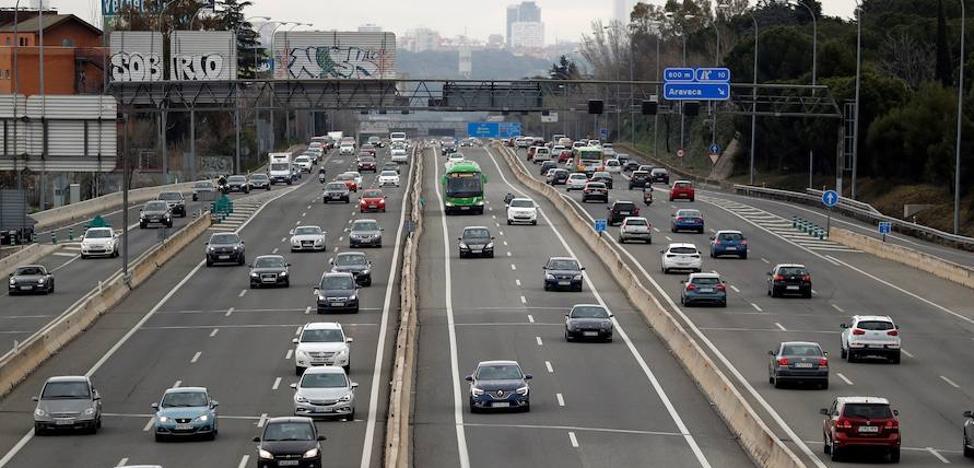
62;38;74;47
19;37;28;46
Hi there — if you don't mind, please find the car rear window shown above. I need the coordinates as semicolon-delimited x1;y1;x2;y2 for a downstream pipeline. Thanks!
691;277;720;285
625;218;648;226
778;267;807;275
632;172;649;178
857;320;894;331
675;182;691;188
327;183;347;190
614;202;636;210
718;232;743;241
781;344;823;356
842;403;893;419
670;247;698;255
676;210;701;217
571;306;609;318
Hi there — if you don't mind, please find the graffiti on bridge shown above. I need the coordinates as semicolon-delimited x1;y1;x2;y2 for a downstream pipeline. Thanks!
171;54;228;81
110;53;163;82
284;46;394;79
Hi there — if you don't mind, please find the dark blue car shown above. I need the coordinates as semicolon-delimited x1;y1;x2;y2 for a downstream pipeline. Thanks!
466;360;532;412
671;209;705;233
710;230;748;259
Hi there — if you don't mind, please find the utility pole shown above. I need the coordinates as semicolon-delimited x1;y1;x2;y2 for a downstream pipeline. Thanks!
749;11;759;186
955;0;966;234
851;0;863;198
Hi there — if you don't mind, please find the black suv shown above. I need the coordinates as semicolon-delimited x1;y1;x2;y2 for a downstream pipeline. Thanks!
331;251;373;286
249;255;290;288
205;232;245;267
607;201;640;225
767;264;812;298
157;191;186;217
628;171;651;189
139;200;173;229
224;175;250;193
252;417;325;468
315;272;360;313
542;256;585;292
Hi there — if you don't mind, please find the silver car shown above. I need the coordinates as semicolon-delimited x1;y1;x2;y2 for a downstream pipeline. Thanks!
32;376;102;434
348;219;383;248
290;366;358;421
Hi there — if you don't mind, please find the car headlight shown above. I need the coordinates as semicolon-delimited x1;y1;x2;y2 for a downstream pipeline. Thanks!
349;294;358;301
158;416;170;423
9;278;16;285
459;242;468;249
485;243;494;249
295;395;309;403
545;274;555;280
602;322;612;329
338;393;353;402
233;246;241;251
445;201;455;207
471;387;484;396
515;385;529;396
259;449;274;460
207;246;214;252
195;414;208;422
303;448;319;458
83;408;95;416
573;274;583;281
250;272;258;277
34;408;46;417
475;200;485;206
280;271;288;276
361;269;370;275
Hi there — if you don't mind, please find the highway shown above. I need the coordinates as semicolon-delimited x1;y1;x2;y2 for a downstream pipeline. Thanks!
506;144;974;467
412;144;753;468
0;146;409;467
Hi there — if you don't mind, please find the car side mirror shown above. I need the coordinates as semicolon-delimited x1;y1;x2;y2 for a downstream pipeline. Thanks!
895;325;900;329
823;351;829;357
457;237;462;241
819;408;829;416
93;391;101;400
289;229;295;235
964;410;973;418
292;338;299;344
524;374;533;380
31;396;39;402
768;350;775;356
464;375;473;382
351;383;359;388
289;383;298;390
151;403;159;410
608;313;614;318
491;237;496;240
313;288;320;295
204;242;208;245
840;323;849;329
317;435;327;441
893;409;899;416
287;263;291;267
211;401;219;408
580;267;586;271
709;236;714;240
766;272;772;276
346;337;354;343
252;436;261;443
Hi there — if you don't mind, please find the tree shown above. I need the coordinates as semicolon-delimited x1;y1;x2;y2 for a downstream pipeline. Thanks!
878;31;935;89
216;0;261;79
549;55;580;80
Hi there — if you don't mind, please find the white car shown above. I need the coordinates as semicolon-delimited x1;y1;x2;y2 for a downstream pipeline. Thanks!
339;144;355;155
619;216;652;243
290;225;326;252
342;171;363;187
293;322;353;375
533;147;551;163
602;143;616;157
390;146;408;163
603;158;622;173
378;170;400;187
80;227;119;259
294;156;313;173
840;315;901;363
506;198;538;225
659;243;702;274
566;173;589;191
445;153;465;169
290;366;357;421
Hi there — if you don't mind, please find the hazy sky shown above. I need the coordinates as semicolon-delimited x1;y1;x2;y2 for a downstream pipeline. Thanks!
6;0;857;42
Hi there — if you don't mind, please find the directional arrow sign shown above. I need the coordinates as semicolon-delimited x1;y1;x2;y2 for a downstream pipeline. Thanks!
695;67;731;83
821;190;840;208
709;143;721;154
663;83;730;101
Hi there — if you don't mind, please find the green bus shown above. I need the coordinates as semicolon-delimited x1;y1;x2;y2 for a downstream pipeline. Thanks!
442;160;486;214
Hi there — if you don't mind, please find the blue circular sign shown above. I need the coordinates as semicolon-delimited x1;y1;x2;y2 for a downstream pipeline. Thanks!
821;190;839;208
708;143;720;154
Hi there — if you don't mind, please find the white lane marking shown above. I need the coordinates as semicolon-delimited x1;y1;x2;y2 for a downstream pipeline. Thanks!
237;455;250;468
272;247;279;254
940;375;961;388
116;458;129;467
901;349;914;358
515;279;521;287
142;417;155;432
503;240;508;246
830;304;844;313
653;227;661;233
281;237;287;242
499;230;504;236
811;289;817;295
490;146;714;468
569;432;579;448
272;377;282;390
546;361;554;373
760;257;770;264
510;264;516;270
225;307;234;317
302;212;307;217
665;236;673;241
836;373;854;385
927;447;950;464
492;215;496;219
334;247;339;252
527;314;535;323
257;413;268;428
295;326;302;335
190;351;201;363
520;295;527;304
52;252;77;257
173;380;182;388
295;220;301;225
209;328;219;337
774;322;787;331
285;349;293;360
238;289;247;297
750;303;763;312
359;153;417;468
506;251;512;257
304;306;311;315
431;147;471;468
821;255;842;266
307;205;312;210
730;285;740;293
556;393;565;407
536;336;543;346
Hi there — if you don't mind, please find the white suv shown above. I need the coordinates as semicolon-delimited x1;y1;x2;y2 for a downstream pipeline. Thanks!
339;143;355;155
80;227;119;259
659;243;702;274
840;315;901;364
293;322;353;375
506;198;538;225
566;173;588;191
619;217;652;243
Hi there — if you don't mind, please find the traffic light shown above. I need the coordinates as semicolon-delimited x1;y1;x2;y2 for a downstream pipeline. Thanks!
684;102;700;116
588;100;604;115
641;100;657;115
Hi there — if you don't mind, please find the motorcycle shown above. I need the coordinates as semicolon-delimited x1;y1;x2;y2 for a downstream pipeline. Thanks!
318;172;327;184
643;187;653;205
504;192;515;205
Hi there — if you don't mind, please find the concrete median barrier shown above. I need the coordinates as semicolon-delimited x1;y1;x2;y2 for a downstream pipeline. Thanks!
494;144;804;468
0;244;62;278
0;211;212;398
32;181;198;232
830;227;974;289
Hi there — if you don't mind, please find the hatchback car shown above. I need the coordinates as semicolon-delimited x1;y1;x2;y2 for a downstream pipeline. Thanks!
564;304;614;342
768;341;829;389
359;189;387;213
547;168;569;185
253;417;325;468
315;272;360;314
335;173;358;192
539;161;558;176
381;161;401;174
840;315;901;363
8;264;54;295
249;173;271;190
603;159;622;173
619;217;652;244
348;219;383;248
32;376;102;435
139;200;173;229
294;156;313;173
543;256;585;291
331;252;373;286
710;230;748;258
566;173;589;191
590;171;614;189
650;167;670;184
660;243;703;274
249;255;290;288
323;182;351;203
607;200;640;225
205;232;245;266
157;191;187;217
671;209;705;233
669;180;695;201
80;227;119;259
581;182;609;203
151;386;218;441
623;161;640;172
224;175;250;193
506;198;538;225
293;322;353;374
767;263;812;298
291;367;357;421
466;360;532;413
458;226;495;258
628;170;651;189
821;397;900;462
191;180;216;201
290;225;326;252
357;156;377;173
680;272;727;307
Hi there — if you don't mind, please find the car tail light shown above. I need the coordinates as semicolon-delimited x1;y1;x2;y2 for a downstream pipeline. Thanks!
835;418;853;430
801;274;812;282
685;283;697;291
777;357;789;366
887;330;899;336
884;419;899;430
713;240;721;246
716;283;726;292
852;328;866;335
676;217;685;222
773;274;784;281
818;358;829;366
741;240;748;245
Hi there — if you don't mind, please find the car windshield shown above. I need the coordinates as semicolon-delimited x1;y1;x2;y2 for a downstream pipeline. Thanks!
381;171;398;177
652;169;667;175
85;229;112;239
509;199;534;208
301;328;344;342
210;233;239;245
363;190;383;198
586;183;606;189
633;172;649;178
263;422;315;442
691;277;720;285
159;193;181;200
843;403;894;419
335;254;367;266
361;158;375;163
15;266;45;275
254;257;285;268
301;372;348;389
250;174;268;180
161;391;208;408
718;232;744;241
569;174;586;180
670;247;698;255
294;226;321;236
144;201;168;211
778;267;807;275
194;182;212;188
676;210;701;217
476;364;522;380
295;157;309;163
857;320;894;331
228;176;246;183
41;382;90;399
548;259;580;270
571;306;609;318
327;183;347;190
781;344;823;356
606;160;619;166
321;276;355;290
463;228;491;240
675;182;691;188
352;221;380;232
625;218;648;226
270;163;289;171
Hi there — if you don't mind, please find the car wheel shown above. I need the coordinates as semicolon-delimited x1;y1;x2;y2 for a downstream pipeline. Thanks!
889;448;900;463
823;433;831;454
34;423;45;436
840;346;847;359
847;350;857;363
740;254;747;260
206;258;213;267
889;352;901;364
139;223;146;229
283;280;290;288
543;283;550;291
507;219;512;225
113;248;119;258
206;430;216;441
565;330;573;342
531;220;537;225
346;410;355;422
770;287;778;298
80;253;88;259
343;364;350;374
154;433;164;442
964;444;974;458
830;443;841;461
820;380;829;390
772;375;781;388
364;278;372;287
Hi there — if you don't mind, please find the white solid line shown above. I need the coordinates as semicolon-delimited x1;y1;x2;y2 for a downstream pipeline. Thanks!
510;264;516;270
751;303;763;312
116;458;129;467
305;306;311;315
272;377;282;390
830;304;845;313
568;432;579;448
272;247;279;254
52;252;77;257
225;307;234;317
515;279;521;287
237;455;250;468
190;351;201;363
836;373;854;385
142;417;154;432
545;361;554;373
730;285;740;293
901;349;914;358
238;289;247;297
209;328;219;337
520;295;527;304
940;375;961;388
556;393;565;407
760;257;770;264
295;326;302;335
257;413;268;428
927;447;950;464
774;322;787;331
536;336;543;346
285;349;293;360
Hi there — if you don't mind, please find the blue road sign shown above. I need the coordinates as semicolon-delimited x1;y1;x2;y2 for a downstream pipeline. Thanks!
102;0;144;16
708;143;721;154
821;190;840;208
664;68;695;82
663;83;730;101
695;68;732;83
599;128;609;140
594;219;608;233
878;222;892;235
467;122;521;138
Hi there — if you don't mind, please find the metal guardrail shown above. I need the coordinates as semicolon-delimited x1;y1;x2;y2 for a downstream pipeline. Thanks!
733;184;974;252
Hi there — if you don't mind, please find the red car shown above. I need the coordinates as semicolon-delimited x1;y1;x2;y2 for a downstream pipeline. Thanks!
337;174;358;192
669;180;695;201
821;397;900;462
361;144;377;156
359;189;387;213
358;157;377;173
558;150;573;163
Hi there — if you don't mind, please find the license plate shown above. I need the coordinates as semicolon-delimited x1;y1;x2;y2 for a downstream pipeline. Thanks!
279;461;300;466
858;426;879;433
583;331;599;337
55;419;73;425
725;246;737;251
262;278;276;283
471;249;482;254
313;408;335;413
218;255;230;260
460;206;470;210
558;281;570;286
175;423;193;430
794;362;814;368
19;286;32;290
700;288;714;293
369;205;377;208
620;211;630;215
492;402;510;408
331;302;344;307
786;285;800;290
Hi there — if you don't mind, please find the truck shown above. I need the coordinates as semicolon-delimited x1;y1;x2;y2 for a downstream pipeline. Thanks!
0;190;36;245
441;161;486;215
268;152;294;185
327;131;344;142
390;132;407;145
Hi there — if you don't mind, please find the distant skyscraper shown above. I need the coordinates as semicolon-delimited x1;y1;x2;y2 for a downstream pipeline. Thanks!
510;22;544;49
506;1;542;47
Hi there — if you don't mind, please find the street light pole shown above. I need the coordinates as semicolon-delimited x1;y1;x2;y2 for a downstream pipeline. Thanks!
955;0;966;234
711;17;720;149
749;11;759;186
851;0;862;198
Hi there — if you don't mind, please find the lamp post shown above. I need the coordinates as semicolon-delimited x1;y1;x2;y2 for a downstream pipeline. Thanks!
231;15;270;173
775;0;818;188
748;10;759;185
665;12;694;155
955;0;966;234
850;0;862;198
710;16;721;149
